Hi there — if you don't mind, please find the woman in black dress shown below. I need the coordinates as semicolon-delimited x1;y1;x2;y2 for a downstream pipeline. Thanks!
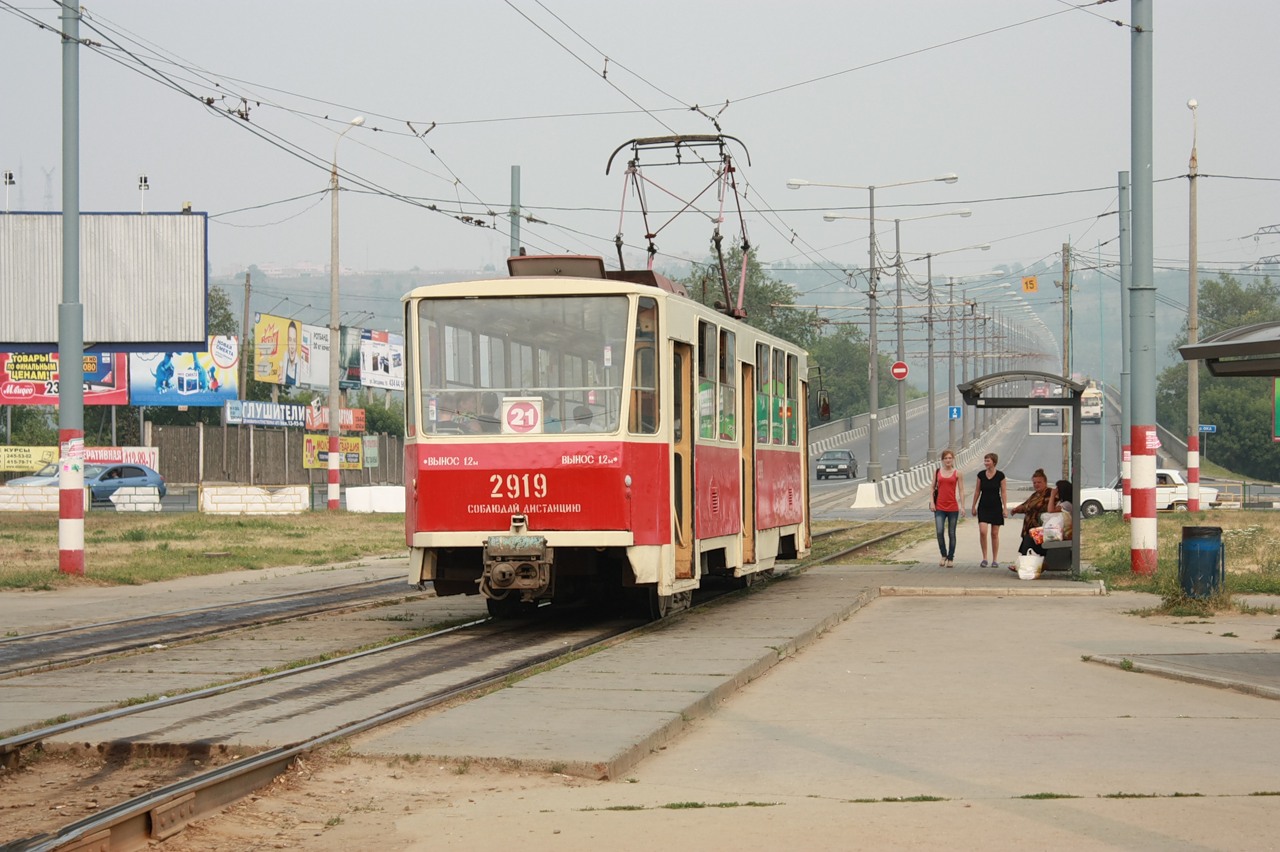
971;452;1007;569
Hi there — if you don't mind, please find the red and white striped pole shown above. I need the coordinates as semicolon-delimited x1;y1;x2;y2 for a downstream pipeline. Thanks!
1121;445;1132;521
58;432;85;575
327;432;341;510
1186;434;1200;512
58;6;86;574
1129;430;1158;576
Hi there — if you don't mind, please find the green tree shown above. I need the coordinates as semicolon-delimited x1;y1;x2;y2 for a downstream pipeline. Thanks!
807;326;870;419
6;406;56;445
359;392;406;437
1155;273;1280;480
677;246;819;349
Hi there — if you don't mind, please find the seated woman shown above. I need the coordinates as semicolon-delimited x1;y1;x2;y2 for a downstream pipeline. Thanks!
1009;468;1053;566
1046;479;1073;542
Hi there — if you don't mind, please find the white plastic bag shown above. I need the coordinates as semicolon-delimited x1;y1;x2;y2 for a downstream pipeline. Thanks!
1017;552;1044;579
1041;512;1064;542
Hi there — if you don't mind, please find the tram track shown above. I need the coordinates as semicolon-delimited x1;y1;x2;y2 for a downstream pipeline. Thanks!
0;577;427;679
5;528;903;850
2;599;691;852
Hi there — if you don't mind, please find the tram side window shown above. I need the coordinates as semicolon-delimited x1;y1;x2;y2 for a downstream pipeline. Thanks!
772;348;786;444
718;328;736;441
698;320;717;440
755;343;771;443
786;353;799;445
630;297;660;434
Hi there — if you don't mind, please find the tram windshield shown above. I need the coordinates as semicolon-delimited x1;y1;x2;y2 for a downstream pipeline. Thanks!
416;295;630;435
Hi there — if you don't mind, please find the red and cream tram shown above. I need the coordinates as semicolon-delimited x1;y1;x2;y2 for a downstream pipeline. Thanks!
402;254;812;618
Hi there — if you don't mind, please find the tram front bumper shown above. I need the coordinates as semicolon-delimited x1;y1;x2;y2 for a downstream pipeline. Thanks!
481;532;553;600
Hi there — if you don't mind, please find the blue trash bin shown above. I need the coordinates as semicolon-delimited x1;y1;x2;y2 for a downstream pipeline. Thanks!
1179;526;1224;599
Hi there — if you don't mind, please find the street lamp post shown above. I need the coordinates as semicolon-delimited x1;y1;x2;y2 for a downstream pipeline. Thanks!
328;116;364;511
1186;98;1201;510
902;241;990;462
787;173;957;482
822;207;971;471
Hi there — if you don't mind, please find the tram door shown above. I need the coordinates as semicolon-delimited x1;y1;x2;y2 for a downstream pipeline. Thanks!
740;363;757;565
671;342;695;580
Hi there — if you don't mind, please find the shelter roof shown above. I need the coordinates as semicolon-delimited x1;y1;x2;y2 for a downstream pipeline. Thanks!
1179;320;1280;377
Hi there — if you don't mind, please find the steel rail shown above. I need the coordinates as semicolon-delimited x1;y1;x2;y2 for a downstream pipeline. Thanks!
15;613;659;852
0;578;424;679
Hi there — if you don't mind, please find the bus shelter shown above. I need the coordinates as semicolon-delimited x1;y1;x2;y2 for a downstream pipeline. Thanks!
956;370;1085;575
1178;319;1280;378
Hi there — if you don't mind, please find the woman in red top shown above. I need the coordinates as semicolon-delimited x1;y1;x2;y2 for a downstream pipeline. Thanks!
929;448;966;567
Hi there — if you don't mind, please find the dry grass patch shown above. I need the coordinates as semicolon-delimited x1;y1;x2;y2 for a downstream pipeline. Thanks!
0;511;406;589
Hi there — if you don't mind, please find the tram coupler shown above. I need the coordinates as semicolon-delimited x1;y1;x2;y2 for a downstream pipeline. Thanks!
480;516;553;600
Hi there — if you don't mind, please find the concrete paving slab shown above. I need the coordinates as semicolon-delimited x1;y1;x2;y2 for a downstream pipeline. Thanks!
1089;651;1280;699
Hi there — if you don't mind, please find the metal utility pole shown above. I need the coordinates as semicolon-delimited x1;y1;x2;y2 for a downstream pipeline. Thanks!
58;2;86;575
926;255;936;463
947;277;956;451
1119;171;1132;519
894;219;909;472
866;187;881;483
1186;99;1201;510
328;116;364;511
239;271;251;399
1061;242;1071;477
509;165;521;257
1129;0;1158;576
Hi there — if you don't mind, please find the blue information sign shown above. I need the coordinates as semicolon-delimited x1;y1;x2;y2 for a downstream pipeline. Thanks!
1198;424;1217;433
948;406;962;421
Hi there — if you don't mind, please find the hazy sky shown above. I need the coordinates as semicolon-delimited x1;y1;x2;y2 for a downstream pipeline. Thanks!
3;1;1278;292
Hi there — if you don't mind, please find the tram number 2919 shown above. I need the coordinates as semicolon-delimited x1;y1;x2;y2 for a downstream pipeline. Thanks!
490;473;548;499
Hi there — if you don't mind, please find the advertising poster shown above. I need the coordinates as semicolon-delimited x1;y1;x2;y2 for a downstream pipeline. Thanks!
339;326;363;391
222;400;308;429
253;312;302;386
0;445;59;472
129;336;240;407
359;330;405;391
302;434;363;470
299;324;330;388
304;403;366;433
0;351;129;405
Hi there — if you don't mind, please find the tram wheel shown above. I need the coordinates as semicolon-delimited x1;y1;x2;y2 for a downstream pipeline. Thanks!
486;594;528;619
646;588;692;620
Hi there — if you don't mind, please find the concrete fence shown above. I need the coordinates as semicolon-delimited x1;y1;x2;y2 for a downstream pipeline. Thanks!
151;423;404;488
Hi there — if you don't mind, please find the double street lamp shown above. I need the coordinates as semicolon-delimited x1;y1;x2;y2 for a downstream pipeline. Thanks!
328;115;364;511
786;173;958;482
900;243;991;461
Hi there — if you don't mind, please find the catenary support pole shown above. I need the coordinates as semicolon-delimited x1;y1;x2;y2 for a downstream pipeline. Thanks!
58;3;85;575
1186;100;1201;510
510;165;521;257
1119;171;1132;520
894;219;908;472
1129;0;1158;575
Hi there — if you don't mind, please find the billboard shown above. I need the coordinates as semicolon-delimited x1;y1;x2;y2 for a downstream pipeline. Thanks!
339;326;363;391
0;445;59;472
0;351;129;405
302;434;363;469
0;212;208;349
359;330;405;391
129;336;240;407
223;400;308;429
304;403;366;433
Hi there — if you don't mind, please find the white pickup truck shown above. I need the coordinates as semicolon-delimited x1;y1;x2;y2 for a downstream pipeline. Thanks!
1078;469;1220;518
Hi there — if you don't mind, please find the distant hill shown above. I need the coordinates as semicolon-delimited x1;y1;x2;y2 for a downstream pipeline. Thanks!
212;266;496;335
